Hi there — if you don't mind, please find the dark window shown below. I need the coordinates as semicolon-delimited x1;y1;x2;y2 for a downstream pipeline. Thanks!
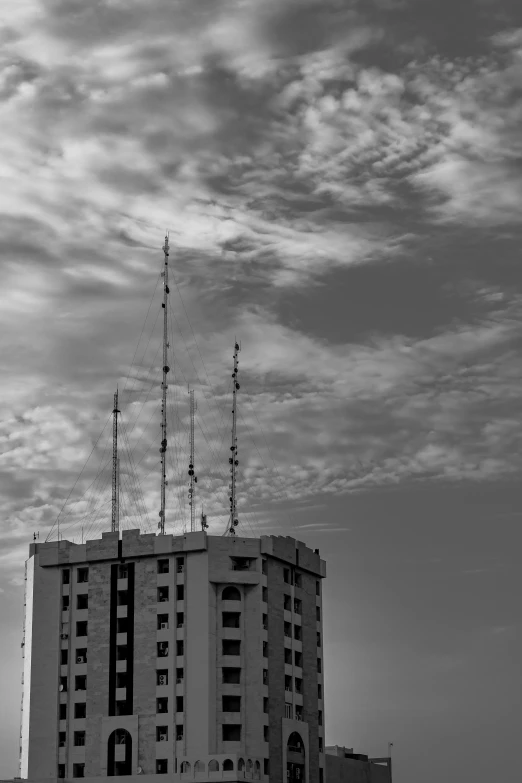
262;586;268;602
222;586;241;601
176;584;184;601
74;731;85;747
284;621;291;638
76;621;87;637
262;613;268;630
59;676;67;693
176;725;184;741
157;614;169;630
177;557;184;573
222;612;240;628
316;580;320;596
176;667;184;682
283;594;291;611
320;768;324;783
158;642;169;658
295;677;302;694
294;624;302;641
222;695;241;712
77;594;88;610
157;726;168;741
295;705;303;721
177;612;184;628
62;595;70;611
116;672;127;688
262;641;268;657
294;651;303;668
176;640;184;656
283;568;290;584
222;639;240;656
157;669;168;686
318;683;322;699
318;710;323;726
222;667;241;684
231;556;251;571
117;564;128;579
77;568;88;583
263;697;269;714
176;696;184;713
59;704;67;720
157;698;168;714
158;559;169;573
117;617;128;633
285;703;293;719
285;675;292;692
294;572;302;588
157;586;169;603
117;591;128;606
319;737;324;752
74;702;86;719
115;701;129;716
316;606;321;621
59;731;66;747
61;649;68;665
317;657;322;673
62;570;70;585
263;669;268;685
156;759;168;774
73;763;85;778
284;648;292;665
262;559;267;575
116;645;128;661
222;724;241;742
115;729;127;745
264;725;269;742
264;759;270;775
75;675;86;691
317;632;321;647
58;764;65;778
294;598;302;615
76;648;87;664
223;759;234;771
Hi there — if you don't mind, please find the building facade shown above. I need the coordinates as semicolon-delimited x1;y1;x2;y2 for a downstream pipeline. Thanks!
19;530;326;782
325;747;392;783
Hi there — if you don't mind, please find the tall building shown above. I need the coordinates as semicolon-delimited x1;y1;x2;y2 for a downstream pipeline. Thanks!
19;529;326;782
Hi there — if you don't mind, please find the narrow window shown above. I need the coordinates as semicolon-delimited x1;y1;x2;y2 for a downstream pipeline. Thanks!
294;651;303;668
157;670;168;686
157;726;168;742
176;612;184;628
262;559;267;575
283;594;291;611
72;763;85;778
318;683;322;699
59;704;67;720
117;564;128;579
176;584;184;601
319;737;324;752
156;759;168;774
74;702;86;719
295;705;303;721
62;570;70;585
176;696;184;712
222;725;241;741
116;645;127;660
263;697;268;714
294;572;302;588
59;731;66;747
222;667;241;684
294;624;302;641
295;677;302;694
176;667;184;682
264;759;270;775
157;614;169;630
283;568;290;584
75;675;86;691
77;568;88;583
262;641;268;657
157;559;169;574
117;617;128;633
116;672;127;688
76;621;87;637
176;557;184;573
156;697;168;714
262;668;268;685
316;580;320;596
176;640;184;656
263;725;269;742
294;598;302;615
316;606;321;621
59;676;67;693
284;648;292;665
262;586;268;602
285;703;293;719
77;594;88;610
62;595;70;611
157;586;169;603
222;695;241;712
176;725;184;741
284;621;291;638
317;657;322;673
318;709;323;726
60;649;68;665
74;731;85;747
76;648;87;664
58;765;65;778
285;675;292;692
262;613;268;630
317;631;321;647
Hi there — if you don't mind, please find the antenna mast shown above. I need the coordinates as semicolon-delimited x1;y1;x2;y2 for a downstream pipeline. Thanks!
228;341;240;535
188;389;198;532
158;234;170;535
111;389;120;534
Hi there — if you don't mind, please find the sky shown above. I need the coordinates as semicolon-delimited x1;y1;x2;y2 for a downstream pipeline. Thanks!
0;0;521;780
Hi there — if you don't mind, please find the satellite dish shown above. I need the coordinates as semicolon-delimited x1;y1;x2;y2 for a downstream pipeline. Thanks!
137;767;143;774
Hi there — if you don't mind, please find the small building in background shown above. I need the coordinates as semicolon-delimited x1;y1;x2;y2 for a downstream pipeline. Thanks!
325;745;392;783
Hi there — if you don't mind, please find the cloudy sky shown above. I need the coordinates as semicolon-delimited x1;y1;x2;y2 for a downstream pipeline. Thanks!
1;0;521;780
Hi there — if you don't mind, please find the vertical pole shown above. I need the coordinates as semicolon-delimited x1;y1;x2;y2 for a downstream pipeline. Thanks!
116;457;120;533
228;341;240;535
111;389;120;534
188;390;197;532
159;234;170;534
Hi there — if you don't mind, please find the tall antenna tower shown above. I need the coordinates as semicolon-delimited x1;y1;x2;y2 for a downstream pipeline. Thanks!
227;341;241;535
188;389;198;532
111;389;120;534
158;233;170;535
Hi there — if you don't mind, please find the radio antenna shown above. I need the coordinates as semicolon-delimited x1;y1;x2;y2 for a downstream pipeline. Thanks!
227;341;240;535
188;389;198;532
111;389;120;534
158;233;170;535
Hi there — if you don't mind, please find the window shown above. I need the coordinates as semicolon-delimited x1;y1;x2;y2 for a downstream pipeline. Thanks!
262;559;267;575
294;572;302;588
263;697;269;714
116;672;127;688
157;726;168;741
231;556;251;571
157;697;168;714
222;667;241;684
176;696;184;713
318;683;322;699
156;759;168;774
157;642;169;658
294;651;303;668
115;729;127;745
295;677;302;694
157;669;168;686
284;648;292;665
222;724;241;742
74;702;86;719
177;612;184;628
180;762;191;773
58;764;65;778
62;570;70;585
209;760;219;772
294;598;302;615
222;639;240;656
317;657;322;673
317;631;321;647
117;617;128;633
117;591;128;606
77;594;88;610
262;668;268;685
157;586;169;603
262;613;268;630
61;649;68;665
319;768;324;783
59;676;67;693
222;695;241;712
263;641;268;657
283;568;290;584
283;594;291;611
176;640;184;656
73;763;85;778
264;725;269;742
318;710;323;726
76;621;87;637
75;675;86;691
295;705;303;721
116;645;128;661
285;703;293;719
264;759;270;775
59;704;67;720
222;585;241;601
222;612;240;628
76;648;87;664
176;667;184;682
74;731;85;747
157;614;169;630
77;568;88;583
62;595;70;611
316;580;320;596
284;621;291;638
115;701;129;716
176;584;184;601
176;557;184;573
316;606;321;621
158;559;169;574
223;759;234;771
319;737;324;752
294;624;302;641
176;724;184;741
59;731;66;747
285;675;292;692
262;586;268;602
117;564;128;579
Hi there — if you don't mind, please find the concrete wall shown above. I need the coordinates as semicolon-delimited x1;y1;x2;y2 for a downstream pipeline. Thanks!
325;754;391;783
19;556;34;778
185;550;210;759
